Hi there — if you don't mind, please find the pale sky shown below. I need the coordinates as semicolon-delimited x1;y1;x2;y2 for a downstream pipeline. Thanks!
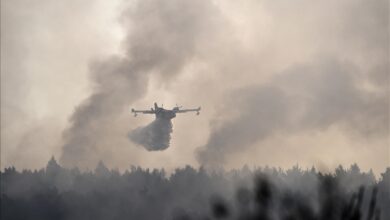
1;0;389;174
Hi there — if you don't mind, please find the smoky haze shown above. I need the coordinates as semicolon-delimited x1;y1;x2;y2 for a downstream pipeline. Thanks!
1;0;388;173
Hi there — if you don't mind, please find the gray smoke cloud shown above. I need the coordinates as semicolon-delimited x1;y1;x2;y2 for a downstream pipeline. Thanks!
197;58;389;167
129;118;173;151
3;0;388;173
60;0;223;168
1;0;124;169
195;0;389;168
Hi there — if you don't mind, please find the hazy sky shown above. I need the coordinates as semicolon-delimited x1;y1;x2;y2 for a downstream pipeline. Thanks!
1;0;389;174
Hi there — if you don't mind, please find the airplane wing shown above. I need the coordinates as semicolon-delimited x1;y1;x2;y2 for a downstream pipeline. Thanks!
131;108;155;116
175;107;201;114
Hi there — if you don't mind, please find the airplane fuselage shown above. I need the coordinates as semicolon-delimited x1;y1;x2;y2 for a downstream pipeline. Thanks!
155;108;176;120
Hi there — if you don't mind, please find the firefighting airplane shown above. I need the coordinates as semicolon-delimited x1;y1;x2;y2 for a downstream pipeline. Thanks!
131;103;201;119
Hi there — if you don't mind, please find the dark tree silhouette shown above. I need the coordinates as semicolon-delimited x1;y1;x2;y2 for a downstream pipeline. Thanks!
1;158;389;220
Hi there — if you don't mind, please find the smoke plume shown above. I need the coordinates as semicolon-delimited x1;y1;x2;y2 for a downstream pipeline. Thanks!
129;118;173;151
197;58;389;167
59;0;223;168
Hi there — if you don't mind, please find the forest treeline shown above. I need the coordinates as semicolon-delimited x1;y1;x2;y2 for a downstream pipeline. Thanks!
1;157;389;220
